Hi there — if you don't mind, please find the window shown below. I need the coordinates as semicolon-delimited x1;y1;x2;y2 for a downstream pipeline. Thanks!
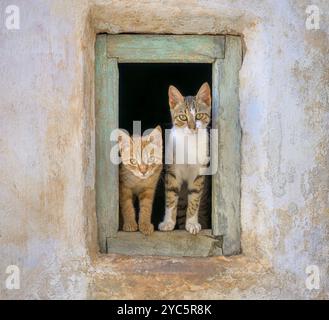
95;34;242;256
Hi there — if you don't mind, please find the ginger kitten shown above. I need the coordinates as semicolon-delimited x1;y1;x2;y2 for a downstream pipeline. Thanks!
159;83;211;234
118;126;163;235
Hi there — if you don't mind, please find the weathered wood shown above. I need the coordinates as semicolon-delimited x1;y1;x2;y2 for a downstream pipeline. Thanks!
96;34;242;257
95;35;119;253
212;59;221;237
107;35;225;63
107;230;223;257
214;36;242;255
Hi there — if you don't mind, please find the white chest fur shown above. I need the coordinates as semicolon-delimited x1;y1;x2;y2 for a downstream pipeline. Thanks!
165;127;209;184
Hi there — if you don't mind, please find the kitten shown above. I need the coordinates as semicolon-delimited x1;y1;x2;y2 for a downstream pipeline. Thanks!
175;176;211;231
159;83;211;235
118;126;163;235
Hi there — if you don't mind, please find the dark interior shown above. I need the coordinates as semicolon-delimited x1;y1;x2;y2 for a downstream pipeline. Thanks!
119;63;212;229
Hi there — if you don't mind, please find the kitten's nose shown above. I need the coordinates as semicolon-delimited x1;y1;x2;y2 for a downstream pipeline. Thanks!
188;119;196;130
139;164;148;175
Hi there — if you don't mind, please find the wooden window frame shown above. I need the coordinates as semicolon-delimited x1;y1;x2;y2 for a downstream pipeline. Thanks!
95;34;242;256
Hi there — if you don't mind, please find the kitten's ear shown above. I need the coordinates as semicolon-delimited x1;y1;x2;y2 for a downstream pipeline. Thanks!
196;82;211;107
148;125;162;148
117;129;131;153
168;85;184;109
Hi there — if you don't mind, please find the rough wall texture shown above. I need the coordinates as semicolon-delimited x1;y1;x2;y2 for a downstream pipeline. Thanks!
0;0;328;299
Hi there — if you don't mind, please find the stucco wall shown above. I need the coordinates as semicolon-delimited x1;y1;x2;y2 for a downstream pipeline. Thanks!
0;0;328;299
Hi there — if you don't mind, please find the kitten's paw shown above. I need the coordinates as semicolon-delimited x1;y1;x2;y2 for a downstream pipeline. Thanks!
123;221;138;232
185;222;201;235
158;221;175;231
139;223;154;236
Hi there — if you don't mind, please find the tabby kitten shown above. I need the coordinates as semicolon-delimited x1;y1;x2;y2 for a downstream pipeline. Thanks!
159;83;211;235
118;126;163;235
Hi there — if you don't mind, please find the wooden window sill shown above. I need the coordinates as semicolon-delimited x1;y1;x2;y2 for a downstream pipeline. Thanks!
107;229;223;257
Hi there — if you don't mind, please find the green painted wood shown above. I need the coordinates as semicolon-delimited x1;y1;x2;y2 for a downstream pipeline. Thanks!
214;36;242;255
95;35;119;253
107;230;223;257
96;34;242;257
107;35;225;63
212;59;221;237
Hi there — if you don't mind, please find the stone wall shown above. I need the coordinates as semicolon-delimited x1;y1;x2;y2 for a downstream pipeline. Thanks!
0;0;328;299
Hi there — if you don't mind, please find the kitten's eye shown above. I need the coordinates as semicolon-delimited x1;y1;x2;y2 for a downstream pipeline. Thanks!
148;156;155;164
130;159;137;165
196;113;205;120
178;115;187;121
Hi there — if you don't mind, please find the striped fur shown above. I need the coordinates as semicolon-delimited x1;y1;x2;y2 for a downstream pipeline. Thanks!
118;126;163;235
176;176;211;230
159;83;212;234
